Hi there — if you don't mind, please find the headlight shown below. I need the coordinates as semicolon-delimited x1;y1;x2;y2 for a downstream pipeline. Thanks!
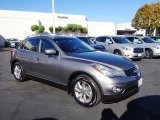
92;64;124;78
121;46;132;51
152;46;160;49
134;64;141;77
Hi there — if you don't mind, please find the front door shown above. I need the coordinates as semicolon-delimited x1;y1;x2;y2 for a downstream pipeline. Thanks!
34;38;62;83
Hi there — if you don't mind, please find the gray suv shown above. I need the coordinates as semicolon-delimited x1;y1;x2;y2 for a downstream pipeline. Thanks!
95;36;145;60
10;34;143;107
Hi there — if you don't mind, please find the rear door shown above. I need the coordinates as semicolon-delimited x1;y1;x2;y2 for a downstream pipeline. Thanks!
95;37;107;48
18;37;39;75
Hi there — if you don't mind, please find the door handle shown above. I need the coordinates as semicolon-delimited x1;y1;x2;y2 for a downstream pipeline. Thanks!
34;58;39;63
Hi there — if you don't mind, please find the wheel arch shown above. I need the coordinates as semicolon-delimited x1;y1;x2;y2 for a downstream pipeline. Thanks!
11;59;21;74
67;71;103;97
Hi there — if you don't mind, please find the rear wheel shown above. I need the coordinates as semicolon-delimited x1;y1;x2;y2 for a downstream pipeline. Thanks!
114;50;122;56
145;49;153;59
13;62;27;82
71;74;101;107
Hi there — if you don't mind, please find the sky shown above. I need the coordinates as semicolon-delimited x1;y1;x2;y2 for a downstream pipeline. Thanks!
0;0;159;23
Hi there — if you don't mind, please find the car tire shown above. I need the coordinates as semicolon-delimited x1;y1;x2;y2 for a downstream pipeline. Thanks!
114;50;122;56
71;74;101;107
13;62;27;82
145;49;153;59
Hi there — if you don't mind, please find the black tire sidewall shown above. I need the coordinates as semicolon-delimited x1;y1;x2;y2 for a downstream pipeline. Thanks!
71;75;98;107
145;49;153;59
13;62;24;82
114;50;122;55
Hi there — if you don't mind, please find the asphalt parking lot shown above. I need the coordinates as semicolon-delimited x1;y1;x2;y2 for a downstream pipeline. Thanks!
0;48;160;120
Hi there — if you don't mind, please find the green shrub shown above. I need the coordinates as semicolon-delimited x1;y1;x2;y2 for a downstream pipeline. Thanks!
31;25;39;31
71;24;77;32
82;27;88;34
57;26;63;31
49;26;53;33
67;24;73;31
63;27;68;31
77;25;82;31
38;26;45;33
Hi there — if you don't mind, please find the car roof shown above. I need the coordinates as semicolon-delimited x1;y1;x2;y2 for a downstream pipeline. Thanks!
96;35;125;38
28;33;77;40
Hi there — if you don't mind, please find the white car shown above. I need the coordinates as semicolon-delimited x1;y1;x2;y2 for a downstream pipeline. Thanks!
95;36;145;60
8;39;20;48
126;36;160;58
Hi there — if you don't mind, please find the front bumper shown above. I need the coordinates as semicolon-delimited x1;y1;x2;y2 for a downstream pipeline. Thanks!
100;77;143;103
102;85;139;103
153;49;160;56
123;52;145;59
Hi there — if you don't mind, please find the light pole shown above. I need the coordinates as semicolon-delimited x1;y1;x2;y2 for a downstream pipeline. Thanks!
52;0;55;34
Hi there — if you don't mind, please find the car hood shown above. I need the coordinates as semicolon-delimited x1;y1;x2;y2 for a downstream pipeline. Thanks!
67;51;134;70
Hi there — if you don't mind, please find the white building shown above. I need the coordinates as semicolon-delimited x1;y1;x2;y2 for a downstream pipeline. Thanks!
116;22;146;36
0;10;147;41
0;10;117;40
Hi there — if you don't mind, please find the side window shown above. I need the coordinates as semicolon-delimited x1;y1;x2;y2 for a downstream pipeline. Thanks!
23;38;39;52
106;37;112;43
96;37;106;42
133;38;142;44
40;39;55;53
126;37;134;42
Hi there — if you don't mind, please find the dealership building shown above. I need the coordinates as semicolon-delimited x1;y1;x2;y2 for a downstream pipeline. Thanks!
0;10;145;40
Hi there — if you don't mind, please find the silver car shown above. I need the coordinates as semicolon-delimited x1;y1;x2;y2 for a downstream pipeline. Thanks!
126;36;160;58
95;36;145;60
10;34;143;107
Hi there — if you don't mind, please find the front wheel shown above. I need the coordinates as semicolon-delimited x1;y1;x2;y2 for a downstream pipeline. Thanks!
145;49;153;59
71;74;101;107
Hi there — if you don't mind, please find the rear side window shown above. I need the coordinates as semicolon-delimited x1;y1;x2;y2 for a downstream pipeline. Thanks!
40;39;55;53
23;38;39;52
126;37;134;42
96;37;106;42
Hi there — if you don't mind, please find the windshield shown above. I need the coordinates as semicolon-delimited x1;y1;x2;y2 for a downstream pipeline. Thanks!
112;37;131;44
53;37;95;53
78;37;94;45
142;37;156;43
151;37;160;42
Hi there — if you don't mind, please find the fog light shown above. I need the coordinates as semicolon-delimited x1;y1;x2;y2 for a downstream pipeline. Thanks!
112;86;123;93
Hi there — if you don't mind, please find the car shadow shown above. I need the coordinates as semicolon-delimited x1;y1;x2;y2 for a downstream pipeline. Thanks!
101;95;160;120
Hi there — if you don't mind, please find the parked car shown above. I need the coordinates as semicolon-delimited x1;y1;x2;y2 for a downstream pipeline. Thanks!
0;35;6;47
148;36;160;43
7;38;20;48
95;36;145;60
11;34;143;107
126;36;160;58
77;37;106;52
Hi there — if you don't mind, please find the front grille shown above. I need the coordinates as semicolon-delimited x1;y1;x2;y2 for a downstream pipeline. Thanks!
124;66;139;77
133;48;143;53
124;85;138;95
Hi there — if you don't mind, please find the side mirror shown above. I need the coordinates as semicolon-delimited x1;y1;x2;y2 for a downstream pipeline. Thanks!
44;49;58;55
108;41;113;44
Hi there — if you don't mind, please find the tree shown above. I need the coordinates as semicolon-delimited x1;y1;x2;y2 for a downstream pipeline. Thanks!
132;2;160;35
31;25;39;32
38;25;45;33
